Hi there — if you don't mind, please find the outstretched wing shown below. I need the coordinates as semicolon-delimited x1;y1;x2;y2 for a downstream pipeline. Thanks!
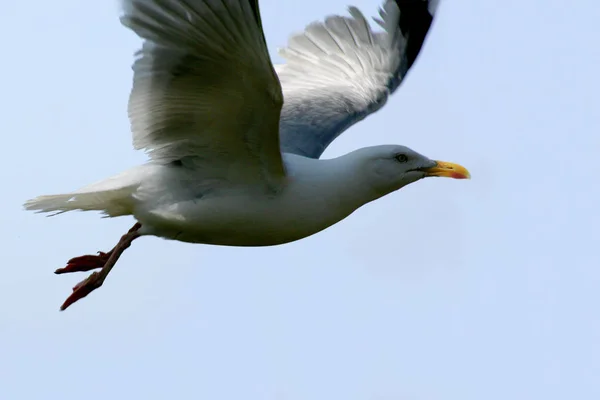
277;0;439;159
122;0;286;188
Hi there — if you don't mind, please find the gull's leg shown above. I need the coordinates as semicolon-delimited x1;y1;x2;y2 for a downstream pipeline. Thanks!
59;223;142;311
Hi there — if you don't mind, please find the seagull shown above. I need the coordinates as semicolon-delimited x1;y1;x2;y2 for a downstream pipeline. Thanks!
24;0;469;311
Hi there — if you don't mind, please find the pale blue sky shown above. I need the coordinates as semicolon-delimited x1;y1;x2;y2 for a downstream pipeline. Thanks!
2;0;599;399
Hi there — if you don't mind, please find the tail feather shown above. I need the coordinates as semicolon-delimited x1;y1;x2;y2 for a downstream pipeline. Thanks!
24;189;136;217
24;167;146;217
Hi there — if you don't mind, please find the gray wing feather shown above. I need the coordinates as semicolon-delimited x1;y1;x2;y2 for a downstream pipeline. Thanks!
277;0;440;159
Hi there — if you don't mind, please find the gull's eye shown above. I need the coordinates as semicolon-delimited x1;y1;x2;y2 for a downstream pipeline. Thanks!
395;154;408;163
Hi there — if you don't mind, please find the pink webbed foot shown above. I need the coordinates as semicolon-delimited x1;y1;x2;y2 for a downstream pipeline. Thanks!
57;223;142;311
60;272;104;311
55;252;112;274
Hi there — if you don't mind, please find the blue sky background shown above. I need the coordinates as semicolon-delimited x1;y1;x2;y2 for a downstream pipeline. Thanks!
2;0;599;398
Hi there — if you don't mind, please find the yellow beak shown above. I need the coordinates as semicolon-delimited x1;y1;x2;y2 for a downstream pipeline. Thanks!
423;161;471;179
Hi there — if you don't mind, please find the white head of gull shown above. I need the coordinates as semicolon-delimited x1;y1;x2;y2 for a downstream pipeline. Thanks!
24;0;469;310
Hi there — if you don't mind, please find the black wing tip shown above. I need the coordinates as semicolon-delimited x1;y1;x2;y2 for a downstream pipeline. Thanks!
395;0;438;19
395;0;438;69
247;0;261;25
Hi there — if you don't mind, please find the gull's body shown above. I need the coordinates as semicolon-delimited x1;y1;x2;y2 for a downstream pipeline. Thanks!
24;0;469;310
134;153;370;246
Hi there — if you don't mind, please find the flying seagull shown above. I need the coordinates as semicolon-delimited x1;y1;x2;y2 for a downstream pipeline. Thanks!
24;0;469;311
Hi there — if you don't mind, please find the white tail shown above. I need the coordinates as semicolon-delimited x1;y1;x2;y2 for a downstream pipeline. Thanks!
24;166;147;217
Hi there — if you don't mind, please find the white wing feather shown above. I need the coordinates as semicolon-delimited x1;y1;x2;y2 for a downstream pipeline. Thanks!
277;0;439;159
278;3;400;107
122;0;286;187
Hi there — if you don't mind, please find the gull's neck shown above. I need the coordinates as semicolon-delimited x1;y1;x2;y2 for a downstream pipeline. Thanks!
282;152;379;221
